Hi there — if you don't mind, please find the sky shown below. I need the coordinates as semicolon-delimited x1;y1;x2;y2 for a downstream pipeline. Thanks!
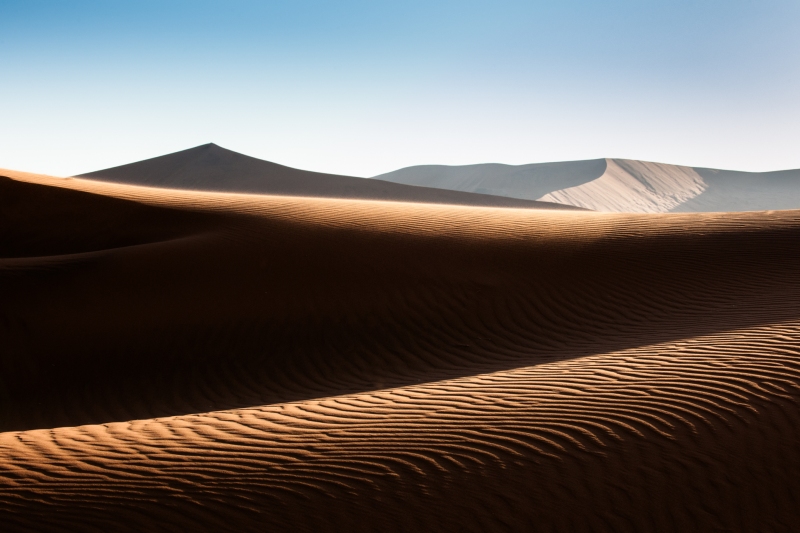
2;0;799;177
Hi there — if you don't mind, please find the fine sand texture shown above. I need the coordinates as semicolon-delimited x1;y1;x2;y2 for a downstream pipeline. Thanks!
77;143;581;210
377;158;800;212
3;168;800;531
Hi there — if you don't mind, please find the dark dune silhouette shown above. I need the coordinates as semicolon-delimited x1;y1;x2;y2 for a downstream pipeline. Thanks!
77;143;582;210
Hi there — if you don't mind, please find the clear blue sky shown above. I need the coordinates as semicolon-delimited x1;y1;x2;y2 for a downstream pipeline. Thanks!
2;0;799;176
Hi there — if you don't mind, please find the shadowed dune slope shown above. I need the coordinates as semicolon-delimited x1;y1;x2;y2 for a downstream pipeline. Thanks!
376;158;800;212
77;143;581;210
672;166;800;212
372;158;607;201
3;168;800;531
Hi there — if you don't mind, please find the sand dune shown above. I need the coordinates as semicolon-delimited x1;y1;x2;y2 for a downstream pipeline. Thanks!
675;166;800;212
371;158;608;201
77;143;580;210
3;167;800;531
376;158;800;212
538;159;707;212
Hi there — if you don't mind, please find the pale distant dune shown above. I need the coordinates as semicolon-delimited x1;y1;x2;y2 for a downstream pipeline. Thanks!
2;167;800;531
376;158;800;212
371;158;608;200
538;159;708;212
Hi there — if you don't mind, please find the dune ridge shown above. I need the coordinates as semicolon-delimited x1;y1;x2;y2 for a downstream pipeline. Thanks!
371;159;608;201
3;321;800;531
2;167;800;531
376;157;800;212
75;144;581;210
538;159;708;212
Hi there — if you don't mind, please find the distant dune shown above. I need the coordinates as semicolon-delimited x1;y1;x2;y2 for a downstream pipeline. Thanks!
376;158;800;212
77;143;581;210
3;166;800;531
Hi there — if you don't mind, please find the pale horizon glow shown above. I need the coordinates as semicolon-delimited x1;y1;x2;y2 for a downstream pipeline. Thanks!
2;0;799;177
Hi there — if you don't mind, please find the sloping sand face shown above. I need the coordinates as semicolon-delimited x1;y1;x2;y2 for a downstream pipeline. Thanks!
373;159;608;201
538;159;708;212
76;143;582;210
377;158;800;212
2;168;800;531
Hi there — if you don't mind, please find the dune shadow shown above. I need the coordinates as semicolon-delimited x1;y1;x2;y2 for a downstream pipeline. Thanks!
3;175;800;431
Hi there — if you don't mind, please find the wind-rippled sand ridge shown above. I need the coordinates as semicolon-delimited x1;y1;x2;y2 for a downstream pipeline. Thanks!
2;169;800;531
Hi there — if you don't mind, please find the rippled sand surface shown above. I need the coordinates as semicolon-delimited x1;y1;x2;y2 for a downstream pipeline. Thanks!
3;168;800;531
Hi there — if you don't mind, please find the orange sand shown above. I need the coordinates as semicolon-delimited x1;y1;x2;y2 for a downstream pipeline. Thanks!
2;168;800;531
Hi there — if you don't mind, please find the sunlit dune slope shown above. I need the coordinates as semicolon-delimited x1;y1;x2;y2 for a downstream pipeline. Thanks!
77;143;581;210
2;168;800;532
377;158;800;212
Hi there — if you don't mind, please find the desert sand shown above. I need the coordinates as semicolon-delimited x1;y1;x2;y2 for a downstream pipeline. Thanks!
377;158;800;212
78;143;580;210
2;166;800;531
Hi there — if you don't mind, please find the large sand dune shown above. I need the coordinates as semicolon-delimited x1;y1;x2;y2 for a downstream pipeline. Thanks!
77;143;580;210
377;158;800;212
2;167;800;531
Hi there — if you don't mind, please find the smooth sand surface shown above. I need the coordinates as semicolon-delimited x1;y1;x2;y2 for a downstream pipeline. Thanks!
3;167;800;531
539;159;707;212
377;158;800;212
372;159;608;201
673;166;800;212
77;143;581;210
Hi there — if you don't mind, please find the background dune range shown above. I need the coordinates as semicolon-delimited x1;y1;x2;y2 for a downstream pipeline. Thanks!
2;168;800;531
377;157;800;213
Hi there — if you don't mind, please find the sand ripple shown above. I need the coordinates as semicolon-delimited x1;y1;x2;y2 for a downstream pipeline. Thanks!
2;169;800;531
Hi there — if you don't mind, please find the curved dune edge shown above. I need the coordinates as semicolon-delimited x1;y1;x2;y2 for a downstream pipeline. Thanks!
376;158;800;213
538;159;708;212
3;168;800;531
